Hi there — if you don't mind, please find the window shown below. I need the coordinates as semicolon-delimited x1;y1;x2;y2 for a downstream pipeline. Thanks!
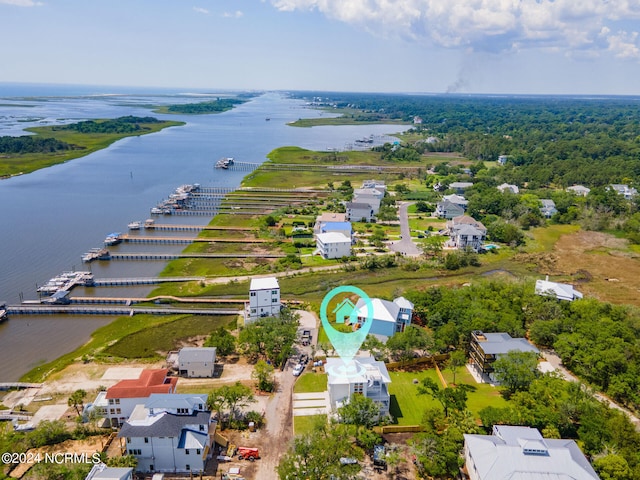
196;449;201;455
250;292;256;296
108;399;114;405
144;437;149;444
272;290;278;294
353;383;364;394
272;298;279;303
185;449;190;455
186;465;191;471
199;424;205;431
177;408;188;414
115;399;120;404
115;408;121;414
109;408;115;414
126;437;131;444
127;449;141;455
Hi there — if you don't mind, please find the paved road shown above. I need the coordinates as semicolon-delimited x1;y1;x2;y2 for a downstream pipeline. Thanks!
389;201;422;256
543;350;640;429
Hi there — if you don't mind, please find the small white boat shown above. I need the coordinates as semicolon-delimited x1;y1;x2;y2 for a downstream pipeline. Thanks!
128;220;142;230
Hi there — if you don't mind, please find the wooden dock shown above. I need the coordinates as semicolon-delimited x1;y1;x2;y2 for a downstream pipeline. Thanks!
109;253;286;260
119;235;270;244
6;305;240;316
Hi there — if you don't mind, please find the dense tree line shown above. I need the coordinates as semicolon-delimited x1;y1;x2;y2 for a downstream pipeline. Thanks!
292;92;640;188
58;115;162;134
405;280;640;410
0;135;76;154
166;98;244;114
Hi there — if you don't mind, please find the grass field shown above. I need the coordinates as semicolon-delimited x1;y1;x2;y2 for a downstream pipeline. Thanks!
20;313;205;382
1;120;184;178
104;315;236;359
294;372;328;393
388;367;509;426
293;415;327;435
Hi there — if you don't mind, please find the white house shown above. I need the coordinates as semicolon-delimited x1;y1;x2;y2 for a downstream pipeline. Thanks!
610;183;638;200
449;182;474;194
435;195;469;220
540;199;558;218
497;183;520;194
315;221;352;239
118;394;213;474
446;215;487;252
247;277;281;323
361;180;387;193
497;155;508;165
353;296;414;341
178;347;217;378
93;369;178;427
566;185;591;197
353;188;384;214
535;277;583;301
316;232;352;259
85;464;133;480
346;202;374;222
326;357;391;417
464;426;600;480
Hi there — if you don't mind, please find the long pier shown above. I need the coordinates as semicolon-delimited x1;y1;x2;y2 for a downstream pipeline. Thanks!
119;235;270;244
6;305;240;316
93;276;204;286
109;253;286;261
69;296;245;305
145;224;255;232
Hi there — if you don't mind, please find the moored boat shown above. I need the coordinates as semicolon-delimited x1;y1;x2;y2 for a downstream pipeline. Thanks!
104;232;122;246
128;220;142;230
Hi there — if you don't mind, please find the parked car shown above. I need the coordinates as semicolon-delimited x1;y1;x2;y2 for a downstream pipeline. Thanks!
373;444;387;470
292;364;304;376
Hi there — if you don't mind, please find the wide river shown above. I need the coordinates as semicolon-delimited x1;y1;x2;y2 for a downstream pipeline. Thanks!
0;86;407;381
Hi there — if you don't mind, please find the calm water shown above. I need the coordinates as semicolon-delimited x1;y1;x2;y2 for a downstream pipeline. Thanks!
0;86;406;380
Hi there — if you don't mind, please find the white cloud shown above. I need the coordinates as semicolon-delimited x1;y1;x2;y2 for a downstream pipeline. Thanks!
222;10;243;18
0;0;43;6
270;0;640;58
193;6;209;15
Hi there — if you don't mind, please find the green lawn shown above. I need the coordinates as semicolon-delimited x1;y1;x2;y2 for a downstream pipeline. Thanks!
293;415;327;435
388;367;510;426
388;370;442;425
294;372;328;393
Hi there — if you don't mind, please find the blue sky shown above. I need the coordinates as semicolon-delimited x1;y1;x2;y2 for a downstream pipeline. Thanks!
2;0;640;94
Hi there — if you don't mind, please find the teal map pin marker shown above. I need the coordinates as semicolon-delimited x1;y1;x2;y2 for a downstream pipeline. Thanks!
320;286;373;365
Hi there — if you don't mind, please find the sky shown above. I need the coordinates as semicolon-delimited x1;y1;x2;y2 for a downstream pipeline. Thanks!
2;0;640;95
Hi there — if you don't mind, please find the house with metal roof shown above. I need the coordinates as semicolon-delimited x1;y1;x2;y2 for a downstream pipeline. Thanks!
118;394;213;474
464;425;600;480
449;182;474;194
85;463;133;480
566;185;591;197
346;202;375;222
469;331;539;382
436;199;466;220
326;357;391;417
535;277;583;301
246;276;281;323
316;231;352;259
315;221;353;239
540;199;558;218
497;183;520;194
93;369;178;427
352;296;414;341
178;347;217;378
